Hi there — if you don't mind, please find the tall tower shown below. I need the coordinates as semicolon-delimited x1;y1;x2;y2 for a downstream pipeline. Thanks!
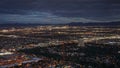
78;38;85;47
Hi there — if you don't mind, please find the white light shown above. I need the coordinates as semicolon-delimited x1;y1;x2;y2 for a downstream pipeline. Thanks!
0;52;13;56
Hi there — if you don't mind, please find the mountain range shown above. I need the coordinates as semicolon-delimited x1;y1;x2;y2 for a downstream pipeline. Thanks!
67;21;120;26
0;21;120;28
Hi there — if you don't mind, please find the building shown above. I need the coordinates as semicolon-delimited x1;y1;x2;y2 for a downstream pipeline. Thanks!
77;38;85;47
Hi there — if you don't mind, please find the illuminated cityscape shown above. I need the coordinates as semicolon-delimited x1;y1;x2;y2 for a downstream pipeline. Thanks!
0;25;120;68
0;0;120;68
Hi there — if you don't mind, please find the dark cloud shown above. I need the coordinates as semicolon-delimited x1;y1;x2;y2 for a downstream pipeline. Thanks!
0;0;120;23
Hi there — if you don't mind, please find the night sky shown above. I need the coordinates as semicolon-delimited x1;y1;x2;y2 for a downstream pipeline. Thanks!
0;0;120;24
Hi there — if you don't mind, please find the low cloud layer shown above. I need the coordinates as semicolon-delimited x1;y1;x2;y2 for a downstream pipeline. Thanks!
0;0;120;23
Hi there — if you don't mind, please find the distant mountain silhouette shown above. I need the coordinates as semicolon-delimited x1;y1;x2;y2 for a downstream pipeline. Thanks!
0;23;52;28
67;21;120;26
0;21;120;28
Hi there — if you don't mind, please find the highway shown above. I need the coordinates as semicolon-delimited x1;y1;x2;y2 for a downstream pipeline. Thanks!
83;35;120;42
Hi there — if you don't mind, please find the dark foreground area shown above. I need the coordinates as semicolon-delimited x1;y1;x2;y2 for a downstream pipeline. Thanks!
19;43;120;68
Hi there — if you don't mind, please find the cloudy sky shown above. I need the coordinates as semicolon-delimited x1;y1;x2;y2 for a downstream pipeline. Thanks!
0;0;120;24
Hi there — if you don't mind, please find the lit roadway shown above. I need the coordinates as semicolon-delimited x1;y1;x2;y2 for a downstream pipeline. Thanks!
83;35;120;43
